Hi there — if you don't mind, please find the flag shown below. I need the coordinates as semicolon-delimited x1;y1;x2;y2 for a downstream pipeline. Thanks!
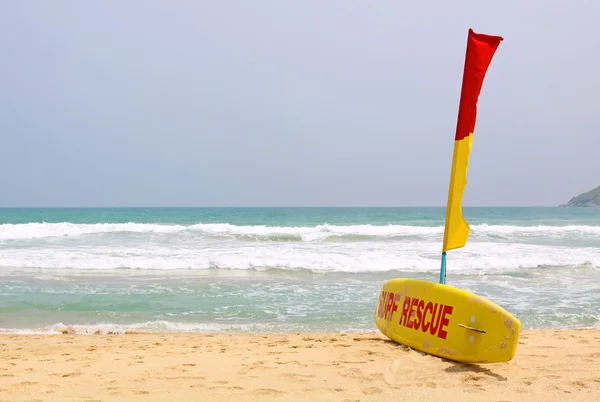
442;29;503;252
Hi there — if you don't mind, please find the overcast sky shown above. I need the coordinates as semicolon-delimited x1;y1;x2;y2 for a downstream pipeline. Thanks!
0;1;598;207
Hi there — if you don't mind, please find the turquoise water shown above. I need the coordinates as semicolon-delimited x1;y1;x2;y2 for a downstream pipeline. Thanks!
0;207;599;334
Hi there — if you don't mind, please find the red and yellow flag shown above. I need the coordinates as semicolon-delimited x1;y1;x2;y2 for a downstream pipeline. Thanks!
442;29;503;253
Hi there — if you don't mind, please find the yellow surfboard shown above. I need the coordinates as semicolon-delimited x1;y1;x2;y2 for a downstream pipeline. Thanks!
374;30;521;363
374;278;520;363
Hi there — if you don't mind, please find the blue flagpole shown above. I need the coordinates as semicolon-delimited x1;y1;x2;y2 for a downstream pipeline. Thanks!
439;252;447;284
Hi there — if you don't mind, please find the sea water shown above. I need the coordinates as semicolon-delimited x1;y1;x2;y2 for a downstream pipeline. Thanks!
0;207;598;334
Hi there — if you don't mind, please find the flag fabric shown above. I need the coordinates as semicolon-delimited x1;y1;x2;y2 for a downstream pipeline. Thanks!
442;29;503;253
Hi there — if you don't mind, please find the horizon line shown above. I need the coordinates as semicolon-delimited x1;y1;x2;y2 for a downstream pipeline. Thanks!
0;205;567;209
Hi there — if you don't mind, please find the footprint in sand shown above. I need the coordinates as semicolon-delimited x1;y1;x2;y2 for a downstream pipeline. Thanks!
209;386;244;391
362;387;382;395
463;374;484;383
280;373;315;382
253;388;286;396
15;381;38;387
383;359;403;385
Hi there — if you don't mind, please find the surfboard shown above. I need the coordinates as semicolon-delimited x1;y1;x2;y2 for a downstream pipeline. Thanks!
374;29;521;363
374;278;520;363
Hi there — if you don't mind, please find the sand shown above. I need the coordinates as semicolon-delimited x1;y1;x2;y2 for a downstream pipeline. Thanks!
1;329;599;401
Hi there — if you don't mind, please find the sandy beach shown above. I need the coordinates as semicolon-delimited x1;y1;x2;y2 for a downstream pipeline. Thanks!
0;329;599;401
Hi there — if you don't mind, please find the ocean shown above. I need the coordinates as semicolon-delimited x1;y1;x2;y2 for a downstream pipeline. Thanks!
0;207;599;335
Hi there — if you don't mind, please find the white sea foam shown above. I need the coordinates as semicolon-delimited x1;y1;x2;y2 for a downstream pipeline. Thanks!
0;222;185;239
1;317;597;335
0;241;598;273
0;321;375;335
1;222;599;241
0;222;598;275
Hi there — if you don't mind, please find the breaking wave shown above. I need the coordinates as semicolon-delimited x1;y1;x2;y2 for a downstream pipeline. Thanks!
1;222;599;242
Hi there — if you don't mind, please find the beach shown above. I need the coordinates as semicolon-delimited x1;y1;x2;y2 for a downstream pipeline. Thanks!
2;0;600;398
1;329;599;401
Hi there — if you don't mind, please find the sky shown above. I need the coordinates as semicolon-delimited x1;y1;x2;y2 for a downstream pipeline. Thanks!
0;1;598;207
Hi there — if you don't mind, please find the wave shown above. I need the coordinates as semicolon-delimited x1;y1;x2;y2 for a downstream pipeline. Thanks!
0;321;373;335
1;222;599;241
1;242;598;273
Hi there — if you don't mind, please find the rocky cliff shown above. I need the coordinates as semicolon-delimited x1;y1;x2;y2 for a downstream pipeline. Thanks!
560;185;600;207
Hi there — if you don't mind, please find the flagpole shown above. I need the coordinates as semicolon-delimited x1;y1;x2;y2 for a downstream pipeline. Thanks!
439;252;447;284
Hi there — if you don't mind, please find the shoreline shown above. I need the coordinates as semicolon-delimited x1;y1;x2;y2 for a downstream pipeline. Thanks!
1;328;599;401
1;321;598;336
1;325;599;336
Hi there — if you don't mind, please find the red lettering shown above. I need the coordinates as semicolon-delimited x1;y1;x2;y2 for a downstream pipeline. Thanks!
385;292;395;320
422;302;432;332
386;293;392;318
400;296;411;326
414;299;425;330
382;291;454;338
383;292;391;318
437;305;453;339
429;303;443;336
377;291;387;318
391;293;400;319
406;297;419;329
377;290;387;318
